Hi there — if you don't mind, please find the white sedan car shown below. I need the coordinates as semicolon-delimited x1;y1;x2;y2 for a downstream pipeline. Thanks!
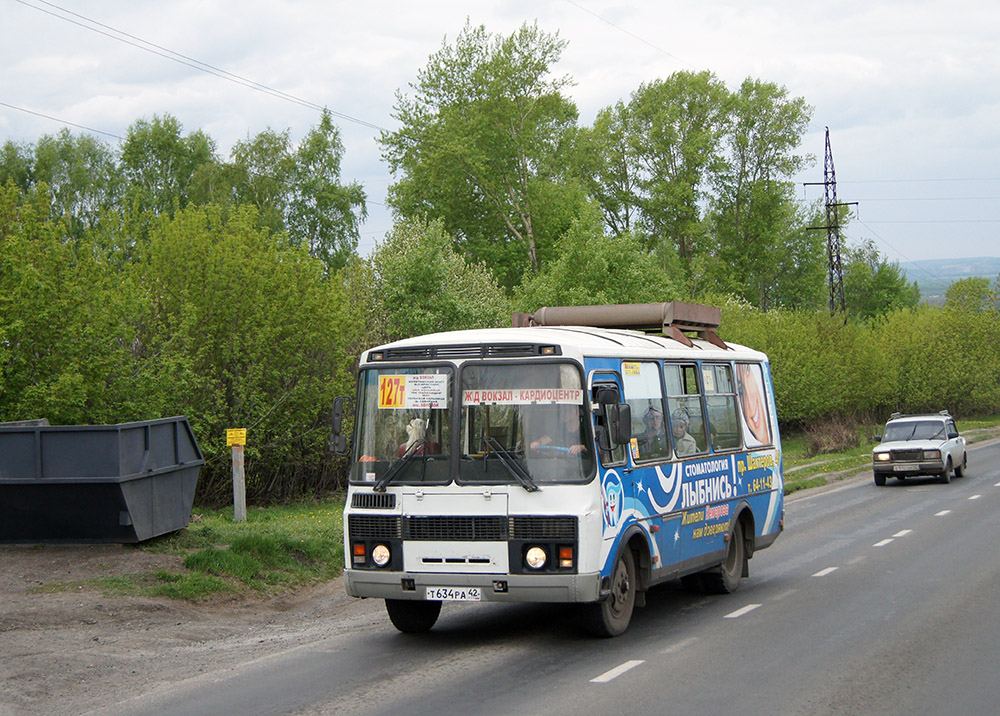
872;412;967;486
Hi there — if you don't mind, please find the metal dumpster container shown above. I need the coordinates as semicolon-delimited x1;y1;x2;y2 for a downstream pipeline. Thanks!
0;416;204;543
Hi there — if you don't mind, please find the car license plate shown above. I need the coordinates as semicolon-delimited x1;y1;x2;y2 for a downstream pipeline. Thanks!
892;465;909;472
425;586;481;601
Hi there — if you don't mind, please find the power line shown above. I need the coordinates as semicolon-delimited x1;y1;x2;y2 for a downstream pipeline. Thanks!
0;101;122;139
14;0;388;133
563;0;694;69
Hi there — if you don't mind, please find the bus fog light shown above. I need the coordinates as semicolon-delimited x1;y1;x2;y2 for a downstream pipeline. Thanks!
525;546;547;570
352;542;366;566
371;544;391;567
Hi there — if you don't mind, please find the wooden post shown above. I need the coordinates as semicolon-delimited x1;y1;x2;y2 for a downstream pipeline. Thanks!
227;428;248;522
232;444;246;522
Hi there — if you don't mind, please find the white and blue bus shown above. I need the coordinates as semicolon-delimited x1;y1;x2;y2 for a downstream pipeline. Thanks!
333;303;783;637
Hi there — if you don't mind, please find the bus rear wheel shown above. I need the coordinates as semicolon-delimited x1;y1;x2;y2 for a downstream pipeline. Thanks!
385;599;442;633
702;522;745;595
584;547;636;637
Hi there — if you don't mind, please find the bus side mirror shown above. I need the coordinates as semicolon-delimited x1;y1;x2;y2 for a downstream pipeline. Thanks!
330;396;352;455
608;403;632;445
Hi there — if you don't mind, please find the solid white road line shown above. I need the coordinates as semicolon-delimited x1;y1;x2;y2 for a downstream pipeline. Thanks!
812;567;838;577
591;660;645;683
724;604;761;619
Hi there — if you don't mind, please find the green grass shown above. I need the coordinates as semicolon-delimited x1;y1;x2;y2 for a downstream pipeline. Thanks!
82;497;346;601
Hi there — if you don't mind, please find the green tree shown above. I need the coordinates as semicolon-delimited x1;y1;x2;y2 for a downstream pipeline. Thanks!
381;21;582;288
133;204;355;502
0;183;140;423
944;276;994;312
842;239;920;319
573;101;641;236
627;71;728;271
0;130;120;238
120;114;218;218
368;217;511;341
514;205;681;309
705;79;821;309
286;109;367;272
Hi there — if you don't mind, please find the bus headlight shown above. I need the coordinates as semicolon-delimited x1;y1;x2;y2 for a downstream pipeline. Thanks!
371;544;391;567
525;546;547;570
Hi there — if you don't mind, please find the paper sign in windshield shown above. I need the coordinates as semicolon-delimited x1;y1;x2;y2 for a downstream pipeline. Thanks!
462;388;583;405
378;374;448;409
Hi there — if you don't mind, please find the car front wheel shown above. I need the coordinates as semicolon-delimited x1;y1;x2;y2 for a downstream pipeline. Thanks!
939;458;952;484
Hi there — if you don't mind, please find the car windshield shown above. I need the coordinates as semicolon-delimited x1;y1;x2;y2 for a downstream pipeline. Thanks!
459;363;594;485
883;420;945;442
349;367;452;486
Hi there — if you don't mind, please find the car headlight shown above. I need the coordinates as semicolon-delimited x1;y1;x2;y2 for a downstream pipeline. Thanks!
874;452;891;462
371;543;391;567
923;449;941;460
525;546;547;570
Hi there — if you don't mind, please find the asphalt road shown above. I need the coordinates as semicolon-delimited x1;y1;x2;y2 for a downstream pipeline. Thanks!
91;440;1000;716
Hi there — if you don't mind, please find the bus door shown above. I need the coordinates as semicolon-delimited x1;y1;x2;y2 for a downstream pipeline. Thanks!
589;373;630;554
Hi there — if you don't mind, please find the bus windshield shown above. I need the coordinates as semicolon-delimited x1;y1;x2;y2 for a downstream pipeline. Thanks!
350;366;452;486
459;363;594;485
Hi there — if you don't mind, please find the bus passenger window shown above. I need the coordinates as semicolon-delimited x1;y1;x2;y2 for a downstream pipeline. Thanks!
703;364;741;452
622;361;670;462
663;363;708;457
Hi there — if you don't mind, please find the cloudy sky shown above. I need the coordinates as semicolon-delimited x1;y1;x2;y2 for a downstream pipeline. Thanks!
2;0;998;280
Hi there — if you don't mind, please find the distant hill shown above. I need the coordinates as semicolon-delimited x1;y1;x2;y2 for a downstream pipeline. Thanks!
897;257;1000;304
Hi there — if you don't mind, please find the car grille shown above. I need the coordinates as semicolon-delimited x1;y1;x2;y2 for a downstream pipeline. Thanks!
890;449;923;461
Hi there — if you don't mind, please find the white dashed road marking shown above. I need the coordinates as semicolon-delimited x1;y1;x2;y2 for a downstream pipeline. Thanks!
935;510;952;516
969;494;981;500
724;604;761;619
893;530;912;537
591;660;645;683
873;538;893;547
812;567;838;577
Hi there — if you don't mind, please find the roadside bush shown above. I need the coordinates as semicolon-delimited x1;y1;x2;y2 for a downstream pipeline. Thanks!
802;417;861;456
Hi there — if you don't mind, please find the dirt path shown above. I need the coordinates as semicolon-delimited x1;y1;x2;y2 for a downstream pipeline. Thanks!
0;545;379;716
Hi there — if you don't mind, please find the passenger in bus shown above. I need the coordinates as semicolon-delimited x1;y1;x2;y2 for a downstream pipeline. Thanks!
397;418;440;457
671;409;698;456
636;405;668;458
530;404;587;455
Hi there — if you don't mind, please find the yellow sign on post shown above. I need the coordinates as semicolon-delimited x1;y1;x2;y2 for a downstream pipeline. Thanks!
227;429;248;522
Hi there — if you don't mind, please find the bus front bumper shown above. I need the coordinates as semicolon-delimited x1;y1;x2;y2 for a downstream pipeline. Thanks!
345;569;603;603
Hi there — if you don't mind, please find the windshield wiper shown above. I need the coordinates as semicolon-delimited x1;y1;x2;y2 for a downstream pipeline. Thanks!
373;439;426;492
482;435;539;492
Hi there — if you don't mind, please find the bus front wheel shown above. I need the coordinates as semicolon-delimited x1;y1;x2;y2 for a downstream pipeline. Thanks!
702;522;745;595
385;599;442;633
584;548;636;637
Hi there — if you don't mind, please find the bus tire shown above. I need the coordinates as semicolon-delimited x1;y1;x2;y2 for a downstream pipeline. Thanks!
584;547;636;637
702;522;745;595
385;599;442;633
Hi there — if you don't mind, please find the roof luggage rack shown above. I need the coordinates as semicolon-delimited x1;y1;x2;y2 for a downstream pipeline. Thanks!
512;302;729;349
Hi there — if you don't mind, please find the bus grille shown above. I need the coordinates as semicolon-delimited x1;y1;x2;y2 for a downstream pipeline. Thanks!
404;516;507;541
510;516;577;540
348;514;402;540
351;492;397;509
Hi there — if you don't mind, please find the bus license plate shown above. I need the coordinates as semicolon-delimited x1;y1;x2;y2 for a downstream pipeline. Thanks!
425;586;481;601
